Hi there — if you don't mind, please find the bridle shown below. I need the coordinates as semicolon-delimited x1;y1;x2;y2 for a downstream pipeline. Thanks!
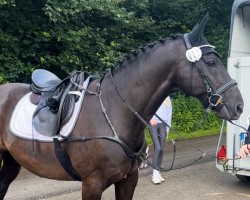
183;33;237;113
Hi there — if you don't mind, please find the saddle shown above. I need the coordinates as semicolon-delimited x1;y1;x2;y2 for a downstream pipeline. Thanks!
30;69;84;137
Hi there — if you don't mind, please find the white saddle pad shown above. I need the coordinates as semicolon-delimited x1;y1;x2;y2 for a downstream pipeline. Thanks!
9;76;91;142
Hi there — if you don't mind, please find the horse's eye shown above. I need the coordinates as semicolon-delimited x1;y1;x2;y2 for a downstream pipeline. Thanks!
206;60;217;67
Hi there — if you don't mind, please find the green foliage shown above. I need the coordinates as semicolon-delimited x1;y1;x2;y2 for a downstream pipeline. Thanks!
171;92;221;133
145;127;222;145
0;0;234;82
0;0;232;134
144;91;222;145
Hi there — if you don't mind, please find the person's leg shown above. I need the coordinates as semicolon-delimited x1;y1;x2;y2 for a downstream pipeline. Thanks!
157;123;167;182
157;123;167;167
149;124;162;184
149;124;161;167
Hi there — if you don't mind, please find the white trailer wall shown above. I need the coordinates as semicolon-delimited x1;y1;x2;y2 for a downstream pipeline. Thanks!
227;3;250;174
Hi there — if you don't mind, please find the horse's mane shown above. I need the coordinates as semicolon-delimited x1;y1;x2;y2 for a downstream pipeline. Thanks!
89;33;182;79
115;33;182;68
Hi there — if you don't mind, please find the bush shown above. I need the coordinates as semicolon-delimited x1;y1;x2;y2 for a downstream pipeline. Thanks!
171;91;221;133
144;91;222;144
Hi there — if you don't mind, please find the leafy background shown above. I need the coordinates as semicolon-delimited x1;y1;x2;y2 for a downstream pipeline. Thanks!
0;0;233;132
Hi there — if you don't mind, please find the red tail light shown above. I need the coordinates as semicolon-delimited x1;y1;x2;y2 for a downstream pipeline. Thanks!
217;145;227;163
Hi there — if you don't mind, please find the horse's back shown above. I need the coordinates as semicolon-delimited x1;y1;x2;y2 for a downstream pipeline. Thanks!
0;83;29;103
0;83;29;136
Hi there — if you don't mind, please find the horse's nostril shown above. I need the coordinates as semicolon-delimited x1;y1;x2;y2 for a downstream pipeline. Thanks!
236;104;243;115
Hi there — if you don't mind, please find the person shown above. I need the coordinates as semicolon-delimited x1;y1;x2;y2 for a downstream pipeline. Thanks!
149;96;172;184
238;144;250;158
238;122;250;159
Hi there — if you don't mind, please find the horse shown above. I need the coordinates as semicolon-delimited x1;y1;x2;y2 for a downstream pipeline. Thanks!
0;14;244;200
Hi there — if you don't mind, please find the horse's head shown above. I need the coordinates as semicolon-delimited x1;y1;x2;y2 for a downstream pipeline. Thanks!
177;13;243;120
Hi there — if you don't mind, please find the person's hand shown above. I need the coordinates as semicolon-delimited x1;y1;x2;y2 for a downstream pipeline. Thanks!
150;119;158;126
238;144;250;158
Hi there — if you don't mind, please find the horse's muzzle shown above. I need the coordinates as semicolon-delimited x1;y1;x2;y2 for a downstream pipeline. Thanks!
234;102;244;119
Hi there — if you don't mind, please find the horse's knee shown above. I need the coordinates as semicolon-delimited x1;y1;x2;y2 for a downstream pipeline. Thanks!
115;171;138;200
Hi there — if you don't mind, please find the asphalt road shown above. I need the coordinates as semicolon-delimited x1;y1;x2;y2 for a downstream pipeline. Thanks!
5;135;250;200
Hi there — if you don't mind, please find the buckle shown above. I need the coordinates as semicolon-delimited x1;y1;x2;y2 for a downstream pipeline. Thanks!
209;94;223;107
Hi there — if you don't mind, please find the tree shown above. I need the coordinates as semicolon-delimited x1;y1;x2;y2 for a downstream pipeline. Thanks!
0;0;234;131
0;0;234;83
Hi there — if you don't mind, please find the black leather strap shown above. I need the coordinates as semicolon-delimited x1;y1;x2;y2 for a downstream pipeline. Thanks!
215;79;237;95
53;138;82;181
61;135;147;159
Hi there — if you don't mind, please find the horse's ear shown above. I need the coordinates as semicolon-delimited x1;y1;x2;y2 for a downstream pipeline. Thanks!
188;13;209;45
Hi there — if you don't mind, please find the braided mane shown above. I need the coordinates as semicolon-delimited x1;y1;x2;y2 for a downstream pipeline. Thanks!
97;33;182;77
114;34;182;68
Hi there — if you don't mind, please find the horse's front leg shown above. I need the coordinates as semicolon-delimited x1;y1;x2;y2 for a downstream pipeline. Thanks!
114;170;139;200
81;177;105;200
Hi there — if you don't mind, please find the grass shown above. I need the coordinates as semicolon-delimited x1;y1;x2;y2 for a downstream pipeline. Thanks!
144;127;225;145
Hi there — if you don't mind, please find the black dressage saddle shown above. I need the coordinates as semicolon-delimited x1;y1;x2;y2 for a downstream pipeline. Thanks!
30;69;84;136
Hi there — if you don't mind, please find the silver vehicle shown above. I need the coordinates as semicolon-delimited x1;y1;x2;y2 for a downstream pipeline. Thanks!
216;0;250;181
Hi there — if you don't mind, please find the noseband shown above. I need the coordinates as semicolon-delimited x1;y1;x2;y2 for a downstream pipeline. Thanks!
183;33;237;112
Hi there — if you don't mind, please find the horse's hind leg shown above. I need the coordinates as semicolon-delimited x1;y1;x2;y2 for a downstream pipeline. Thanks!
0;152;21;199
114;170;139;200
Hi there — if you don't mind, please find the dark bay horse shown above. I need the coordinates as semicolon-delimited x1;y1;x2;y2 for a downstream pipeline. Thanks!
0;14;244;199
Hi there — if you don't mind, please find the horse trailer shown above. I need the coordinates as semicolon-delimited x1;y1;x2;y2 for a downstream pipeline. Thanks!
216;0;250;181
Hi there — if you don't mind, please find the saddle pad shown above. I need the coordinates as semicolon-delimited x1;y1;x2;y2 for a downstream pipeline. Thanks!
9;76;91;142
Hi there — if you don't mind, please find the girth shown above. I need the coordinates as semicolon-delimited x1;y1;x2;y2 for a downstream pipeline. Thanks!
54;135;147;181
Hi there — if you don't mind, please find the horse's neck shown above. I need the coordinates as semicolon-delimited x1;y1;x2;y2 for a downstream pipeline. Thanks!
113;40;179;115
103;39;181;137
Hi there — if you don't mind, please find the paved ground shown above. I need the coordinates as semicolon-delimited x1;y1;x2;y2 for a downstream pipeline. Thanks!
5;135;250;199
